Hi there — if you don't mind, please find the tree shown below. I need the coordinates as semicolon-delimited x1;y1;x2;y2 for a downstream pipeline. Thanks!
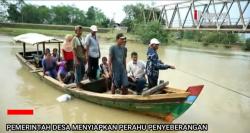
243;38;250;51
69;7;86;26
121;18;133;32
6;0;25;22
85;6;109;27
122;4;147;32
4;3;110;28
122;3;162;32
37;5;51;24
20;4;39;23
0;0;8;22
86;6;95;26
7;4;21;22
135;21;169;44
50;5;71;25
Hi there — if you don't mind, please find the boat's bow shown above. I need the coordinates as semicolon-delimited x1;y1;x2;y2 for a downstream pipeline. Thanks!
165;85;204;122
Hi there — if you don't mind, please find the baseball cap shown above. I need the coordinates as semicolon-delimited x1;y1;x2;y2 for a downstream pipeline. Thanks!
150;38;160;45
90;25;98;32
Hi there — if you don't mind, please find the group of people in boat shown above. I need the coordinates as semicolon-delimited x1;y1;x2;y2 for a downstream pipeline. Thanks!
42;25;175;95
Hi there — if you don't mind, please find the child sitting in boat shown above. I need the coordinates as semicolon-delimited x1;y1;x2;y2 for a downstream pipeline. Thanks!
42;49;57;79
52;48;60;61
100;56;111;91
43;48;51;59
57;60;75;84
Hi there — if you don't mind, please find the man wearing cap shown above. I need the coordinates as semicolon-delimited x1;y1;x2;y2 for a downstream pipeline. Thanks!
85;25;101;80
109;33;128;95
73;25;87;87
146;38;175;88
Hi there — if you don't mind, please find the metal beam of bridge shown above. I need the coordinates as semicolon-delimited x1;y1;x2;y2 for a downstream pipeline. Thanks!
147;0;250;33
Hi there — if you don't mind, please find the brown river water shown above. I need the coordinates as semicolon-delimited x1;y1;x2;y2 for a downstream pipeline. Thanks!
0;35;250;133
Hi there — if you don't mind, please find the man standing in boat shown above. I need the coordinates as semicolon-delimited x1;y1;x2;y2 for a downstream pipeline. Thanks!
146;38;175;88
73;25;87;88
85;25;101;80
109;33;128;95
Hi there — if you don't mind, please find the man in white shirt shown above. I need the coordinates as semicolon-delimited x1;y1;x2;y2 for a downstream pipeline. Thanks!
127;52;146;95
85;25;101;80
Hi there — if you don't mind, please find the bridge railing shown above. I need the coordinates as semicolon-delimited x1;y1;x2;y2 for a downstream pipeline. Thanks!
147;0;250;33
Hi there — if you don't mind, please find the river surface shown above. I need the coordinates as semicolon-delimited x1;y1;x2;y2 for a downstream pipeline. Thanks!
0;34;250;133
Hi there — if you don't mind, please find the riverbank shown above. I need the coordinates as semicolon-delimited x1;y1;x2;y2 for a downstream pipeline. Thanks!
0;27;139;42
0;27;249;55
1;34;250;133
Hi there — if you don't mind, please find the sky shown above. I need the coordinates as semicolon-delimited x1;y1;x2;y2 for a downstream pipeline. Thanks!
27;0;182;23
26;0;250;27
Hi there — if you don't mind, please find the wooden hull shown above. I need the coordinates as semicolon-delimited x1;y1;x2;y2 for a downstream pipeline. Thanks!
16;51;204;122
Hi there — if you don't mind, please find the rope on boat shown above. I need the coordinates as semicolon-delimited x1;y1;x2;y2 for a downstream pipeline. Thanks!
176;69;250;99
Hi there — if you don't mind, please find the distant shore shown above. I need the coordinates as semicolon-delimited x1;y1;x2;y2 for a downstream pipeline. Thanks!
0;23;248;54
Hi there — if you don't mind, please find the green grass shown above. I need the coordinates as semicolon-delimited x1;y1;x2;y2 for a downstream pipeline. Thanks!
0;27;72;37
0;27;139;42
168;38;241;50
0;22;110;32
0;26;244;51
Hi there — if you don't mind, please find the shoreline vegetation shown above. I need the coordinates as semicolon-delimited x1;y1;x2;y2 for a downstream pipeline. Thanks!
1;1;249;52
0;23;139;42
0;23;249;57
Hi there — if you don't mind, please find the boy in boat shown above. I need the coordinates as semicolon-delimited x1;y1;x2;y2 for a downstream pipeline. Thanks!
109;33;129;95
146;38;175;88
42;49;57;79
52;48;60;61
127;52;146;95
85;25;101;80
100;56;111;91
43;48;51;59
73;25;87;88
57;61;75;84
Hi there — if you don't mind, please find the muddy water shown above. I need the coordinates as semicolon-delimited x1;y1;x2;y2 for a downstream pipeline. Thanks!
0;35;250;133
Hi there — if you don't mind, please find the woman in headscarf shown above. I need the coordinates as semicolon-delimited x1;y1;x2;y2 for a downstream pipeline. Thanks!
62;34;74;71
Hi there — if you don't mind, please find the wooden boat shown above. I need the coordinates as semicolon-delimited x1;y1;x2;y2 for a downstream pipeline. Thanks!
14;33;204;122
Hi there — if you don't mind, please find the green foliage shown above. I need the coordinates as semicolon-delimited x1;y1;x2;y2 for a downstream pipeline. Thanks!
0;0;8;22
122;3;161;33
183;31;202;42
0;23;111;33
86;6;109;27
20;4;51;24
135;21;168;44
85;6;109;27
202;32;239;44
4;3;110;28
121;18;134;32
123;4;146;22
7;4;21;22
183;31;239;45
242;38;250;51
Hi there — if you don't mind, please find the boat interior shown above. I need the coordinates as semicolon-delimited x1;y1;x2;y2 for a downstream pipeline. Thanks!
18;51;190;97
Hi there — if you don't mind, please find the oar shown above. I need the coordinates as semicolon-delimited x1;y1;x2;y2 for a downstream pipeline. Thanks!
142;81;169;96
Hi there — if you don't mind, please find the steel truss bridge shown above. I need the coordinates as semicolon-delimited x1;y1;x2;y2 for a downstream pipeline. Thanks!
147;0;250;32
